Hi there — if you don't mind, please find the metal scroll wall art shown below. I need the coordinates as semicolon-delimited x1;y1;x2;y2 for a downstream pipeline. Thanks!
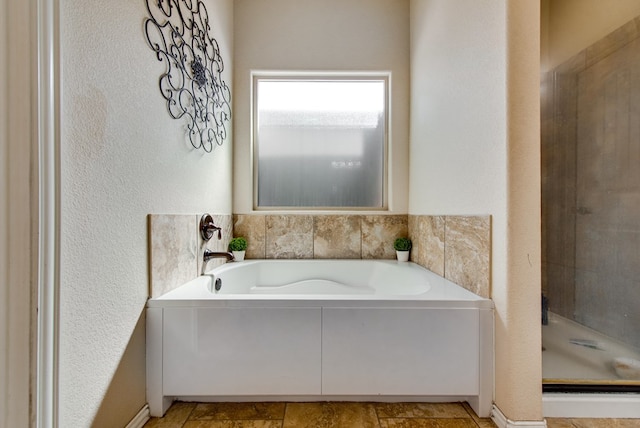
144;0;231;153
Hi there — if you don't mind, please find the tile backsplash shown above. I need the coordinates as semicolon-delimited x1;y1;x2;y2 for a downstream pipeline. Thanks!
148;214;232;298
149;213;491;299
410;215;491;298
233;214;409;260
234;214;491;299
148;215;198;298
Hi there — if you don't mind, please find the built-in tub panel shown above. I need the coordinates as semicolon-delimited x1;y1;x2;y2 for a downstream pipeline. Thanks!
322;308;479;395
162;307;322;396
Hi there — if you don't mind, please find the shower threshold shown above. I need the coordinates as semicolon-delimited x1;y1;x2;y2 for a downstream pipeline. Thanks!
542;312;640;417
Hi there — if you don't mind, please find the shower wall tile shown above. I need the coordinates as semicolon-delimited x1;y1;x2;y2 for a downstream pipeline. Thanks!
541;262;548;296
148;214;197;298
444;216;491;298
545;262;575;319
199;214;233;274
233;214;266;259
314;215;362;259
361;215;407;259
266;215;314;259
575;270;640;348
617;231;640;280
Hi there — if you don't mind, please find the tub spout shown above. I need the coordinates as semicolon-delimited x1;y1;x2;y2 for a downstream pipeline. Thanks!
203;249;235;263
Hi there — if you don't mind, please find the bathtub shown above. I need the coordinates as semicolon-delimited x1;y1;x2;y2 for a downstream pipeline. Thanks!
146;260;494;417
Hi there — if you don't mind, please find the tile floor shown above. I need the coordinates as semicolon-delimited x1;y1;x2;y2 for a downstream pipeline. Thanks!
143;402;494;428
143;401;640;428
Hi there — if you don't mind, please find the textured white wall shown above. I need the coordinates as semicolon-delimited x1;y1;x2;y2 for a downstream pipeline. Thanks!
410;0;541;422
59;0;233;426
409;0;507;216
233;0;410;213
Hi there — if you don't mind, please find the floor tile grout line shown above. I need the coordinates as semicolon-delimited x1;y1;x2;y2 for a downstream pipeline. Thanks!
281;402;288;428
182;402;198;428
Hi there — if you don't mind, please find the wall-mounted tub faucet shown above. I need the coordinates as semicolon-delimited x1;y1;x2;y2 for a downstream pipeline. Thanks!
203;249;234;264
200;213;221;240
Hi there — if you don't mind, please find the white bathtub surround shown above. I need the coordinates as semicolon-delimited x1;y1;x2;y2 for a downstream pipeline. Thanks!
146;260;494;418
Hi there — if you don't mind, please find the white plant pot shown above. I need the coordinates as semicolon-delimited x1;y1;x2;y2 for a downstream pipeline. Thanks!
396;250;409;262
232;250;245;261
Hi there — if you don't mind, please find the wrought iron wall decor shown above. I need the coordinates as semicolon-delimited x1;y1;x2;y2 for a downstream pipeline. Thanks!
144;0;231;153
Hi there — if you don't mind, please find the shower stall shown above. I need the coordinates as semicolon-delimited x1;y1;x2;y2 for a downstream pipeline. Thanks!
541;15;640;393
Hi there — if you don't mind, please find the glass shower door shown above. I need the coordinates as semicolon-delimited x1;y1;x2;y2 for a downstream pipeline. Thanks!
541;16;640;389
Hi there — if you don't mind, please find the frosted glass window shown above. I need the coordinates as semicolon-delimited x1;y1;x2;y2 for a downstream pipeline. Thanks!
254;77;387;208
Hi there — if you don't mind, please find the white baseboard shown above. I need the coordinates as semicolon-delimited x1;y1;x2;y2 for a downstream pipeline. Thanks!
492;405;547;428
125;404;150;428
543;393;640;418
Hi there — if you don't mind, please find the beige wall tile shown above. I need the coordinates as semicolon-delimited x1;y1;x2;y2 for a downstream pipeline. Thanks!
426;216;446;276
410;215;445;276
362;215;408;259
444;216;491;298
266;215;314;259
314;215;362;259
148;214;197;298
233;214;266;259
408;215;419;262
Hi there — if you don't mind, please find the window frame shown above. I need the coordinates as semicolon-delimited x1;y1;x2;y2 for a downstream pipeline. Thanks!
251;71;390;211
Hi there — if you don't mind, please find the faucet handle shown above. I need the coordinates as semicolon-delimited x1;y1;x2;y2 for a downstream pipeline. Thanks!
199;213;222;241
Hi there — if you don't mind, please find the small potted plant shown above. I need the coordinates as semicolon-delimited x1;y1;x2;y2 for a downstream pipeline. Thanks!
228;237;248;261
393;237;412;262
